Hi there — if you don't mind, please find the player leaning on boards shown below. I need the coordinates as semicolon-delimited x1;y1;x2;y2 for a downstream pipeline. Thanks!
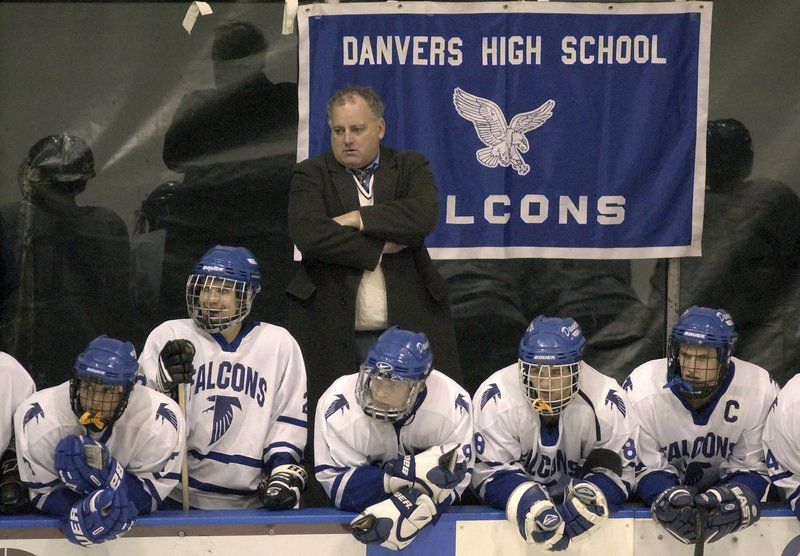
627;306;776;546
315;326;473;551
13;336;185;546
472;316;635;551
0;351;35;515
762;372;800;520
138;245;308;510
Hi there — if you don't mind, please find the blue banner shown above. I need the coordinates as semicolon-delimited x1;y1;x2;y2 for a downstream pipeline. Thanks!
297;2;711;259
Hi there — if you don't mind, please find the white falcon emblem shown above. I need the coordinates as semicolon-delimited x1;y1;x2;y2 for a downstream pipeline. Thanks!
452;87;555;176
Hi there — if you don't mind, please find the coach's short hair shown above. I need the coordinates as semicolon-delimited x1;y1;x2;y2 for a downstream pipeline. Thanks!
327;86;385;124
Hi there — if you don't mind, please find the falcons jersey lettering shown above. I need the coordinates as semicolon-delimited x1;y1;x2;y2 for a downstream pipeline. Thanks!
13;382;185;516
626;357;777;505
762;373;800;515
1;352;35;453
139;319;307;509
472;363;634;509
315;371;474;512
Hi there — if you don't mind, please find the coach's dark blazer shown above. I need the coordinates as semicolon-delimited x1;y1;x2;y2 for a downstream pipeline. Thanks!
286;145;462;413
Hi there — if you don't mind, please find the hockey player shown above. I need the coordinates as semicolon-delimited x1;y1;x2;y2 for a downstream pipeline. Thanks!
472;316;634;551
762;373;800;519
628;306;776;545
138;245;307;510
315;326;473;551
13;336;185;546
0;352;35;514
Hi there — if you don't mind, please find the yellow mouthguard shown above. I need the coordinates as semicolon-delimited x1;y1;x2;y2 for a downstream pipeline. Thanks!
79;411;106;430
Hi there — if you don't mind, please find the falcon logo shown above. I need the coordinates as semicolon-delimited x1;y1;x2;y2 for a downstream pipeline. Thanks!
684;461;712;486
604;389;626;417
769;397;778;413
22;402;44;428
155;402;179;430
455;394;469;415
480;383;501;410
324;394;350;420
203;395;242;445
621;376;633;392
453;87;555;176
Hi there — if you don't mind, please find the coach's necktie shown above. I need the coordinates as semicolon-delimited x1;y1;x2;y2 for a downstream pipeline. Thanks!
352;167;373;199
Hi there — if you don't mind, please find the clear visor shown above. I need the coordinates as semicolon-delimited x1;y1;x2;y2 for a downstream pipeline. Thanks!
519;360;580;415
355;364;423;423
186;274;252;333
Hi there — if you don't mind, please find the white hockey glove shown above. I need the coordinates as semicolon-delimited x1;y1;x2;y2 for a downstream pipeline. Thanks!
506;481;568;551
157;339;196;393
556;480;609;543
257;464;307;510
350;487;437;551
383;443;466;504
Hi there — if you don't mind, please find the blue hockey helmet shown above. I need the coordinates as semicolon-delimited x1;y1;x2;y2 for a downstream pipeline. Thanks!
518;316;585;415
70;336;139;431
667;306;738;399
355;326;433;422
186;245;261;333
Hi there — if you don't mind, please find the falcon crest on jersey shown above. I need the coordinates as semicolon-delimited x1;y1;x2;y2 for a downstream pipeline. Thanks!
684;461;712;486
325;394;350;420
621;376;633;392
23;402;45;428
455;394;469;415
204;395;242;444
604;389;626;417
156;402;179;430
480;383;501;410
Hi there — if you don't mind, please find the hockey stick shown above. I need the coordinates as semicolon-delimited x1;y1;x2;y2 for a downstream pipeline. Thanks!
693;508;705;556
178;383;190;511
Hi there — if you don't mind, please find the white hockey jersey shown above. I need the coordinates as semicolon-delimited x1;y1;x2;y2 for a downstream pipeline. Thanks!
762;373;800;514
1;352;35;453
14;381;185;516
472;363;634;509
626;357;777;504
139;319;307;509
315;370;474;512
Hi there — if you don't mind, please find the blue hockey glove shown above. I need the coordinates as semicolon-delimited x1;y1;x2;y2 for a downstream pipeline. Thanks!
55;435;124;495
694;484;760;543
557;480;609;543
383;443;467;504
257;464;308;510
350;487;437;551
63;486;137;546
506;482;568;551
651;485;700;544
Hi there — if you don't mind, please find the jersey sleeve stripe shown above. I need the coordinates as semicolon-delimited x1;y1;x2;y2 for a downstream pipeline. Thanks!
24;478;62;489
276;415;307;428
263;441;303;458
188;477;253;496
315;464;349;473
189;449;263;468
142;478;164;505
770;471;793;482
